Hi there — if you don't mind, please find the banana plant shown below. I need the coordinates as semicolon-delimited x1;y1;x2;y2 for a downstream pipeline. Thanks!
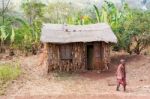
0;26;8;42
93;5;101;23
10;26;15;43
0;25;9;52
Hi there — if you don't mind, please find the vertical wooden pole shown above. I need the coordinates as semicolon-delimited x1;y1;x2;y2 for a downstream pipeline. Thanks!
44;43;49;73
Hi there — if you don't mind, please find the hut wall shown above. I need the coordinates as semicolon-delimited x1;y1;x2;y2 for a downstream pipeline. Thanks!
46;42;110;72
92;42;110;70
93;42;104;70
46;43;86;72
102;42;111;70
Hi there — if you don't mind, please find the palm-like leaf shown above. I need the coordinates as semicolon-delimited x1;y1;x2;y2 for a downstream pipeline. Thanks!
10;26;15;43
0;25;9;41
93;5;100;23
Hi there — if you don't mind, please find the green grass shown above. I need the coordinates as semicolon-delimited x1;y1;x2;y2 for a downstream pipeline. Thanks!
0;63;21;95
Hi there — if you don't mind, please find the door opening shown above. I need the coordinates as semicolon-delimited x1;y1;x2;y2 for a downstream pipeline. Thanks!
86;45;94;70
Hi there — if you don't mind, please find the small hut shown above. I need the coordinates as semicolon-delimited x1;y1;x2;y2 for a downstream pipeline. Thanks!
40;23;117;72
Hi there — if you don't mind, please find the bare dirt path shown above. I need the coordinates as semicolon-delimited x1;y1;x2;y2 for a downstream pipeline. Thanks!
3;53;150;98
1;94;150;99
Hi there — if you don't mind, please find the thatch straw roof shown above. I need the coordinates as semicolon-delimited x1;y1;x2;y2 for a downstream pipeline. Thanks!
40;23;117;43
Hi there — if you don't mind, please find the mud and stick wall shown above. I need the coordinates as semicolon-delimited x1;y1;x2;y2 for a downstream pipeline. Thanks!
45;42;110;72
46;43;86;72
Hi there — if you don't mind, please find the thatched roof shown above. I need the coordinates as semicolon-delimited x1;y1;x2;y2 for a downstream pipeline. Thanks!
40;23;117;43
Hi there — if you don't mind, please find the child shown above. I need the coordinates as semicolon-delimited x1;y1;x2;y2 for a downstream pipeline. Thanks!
116;59;126;91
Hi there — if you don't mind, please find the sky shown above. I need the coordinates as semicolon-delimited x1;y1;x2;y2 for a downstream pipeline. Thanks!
0;0;150;11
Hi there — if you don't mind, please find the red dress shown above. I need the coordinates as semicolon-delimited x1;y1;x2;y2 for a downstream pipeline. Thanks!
116;64;126;86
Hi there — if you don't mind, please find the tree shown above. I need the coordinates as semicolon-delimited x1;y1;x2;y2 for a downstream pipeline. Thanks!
21;0;46;54
0;0;11;25
21;0;45;25
123;11;150;54
93;1;133;52
0;0;11;52
45;2;77;24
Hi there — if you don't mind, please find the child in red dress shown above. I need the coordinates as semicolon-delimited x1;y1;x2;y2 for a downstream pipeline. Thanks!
116;59;126;91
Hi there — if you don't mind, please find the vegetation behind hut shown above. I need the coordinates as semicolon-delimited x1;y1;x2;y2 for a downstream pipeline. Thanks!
0;0;150;55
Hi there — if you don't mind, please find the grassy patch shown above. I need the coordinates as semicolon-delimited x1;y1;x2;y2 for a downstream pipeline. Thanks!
0;63;21;95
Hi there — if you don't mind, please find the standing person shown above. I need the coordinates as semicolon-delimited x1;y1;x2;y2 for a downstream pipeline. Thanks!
116;59;126;91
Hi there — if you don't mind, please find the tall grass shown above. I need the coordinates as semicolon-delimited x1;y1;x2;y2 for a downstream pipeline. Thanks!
0;63;21;95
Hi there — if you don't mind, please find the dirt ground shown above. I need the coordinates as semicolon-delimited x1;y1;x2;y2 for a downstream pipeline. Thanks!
1;52;150;98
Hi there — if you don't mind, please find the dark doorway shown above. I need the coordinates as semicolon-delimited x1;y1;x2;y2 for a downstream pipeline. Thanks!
86;45;94;70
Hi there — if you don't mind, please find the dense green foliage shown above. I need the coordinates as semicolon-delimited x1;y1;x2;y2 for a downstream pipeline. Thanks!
123;11;150;54
0;0;150;55
0;0;46;54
